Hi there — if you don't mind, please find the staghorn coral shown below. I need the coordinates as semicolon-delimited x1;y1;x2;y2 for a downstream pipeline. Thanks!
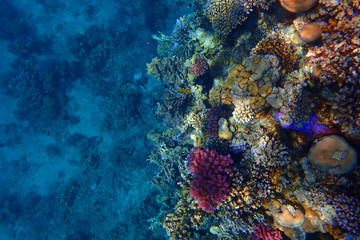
186;148;233;213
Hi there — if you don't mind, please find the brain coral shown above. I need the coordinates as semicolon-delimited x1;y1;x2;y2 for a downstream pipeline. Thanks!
308;135;358;174
187;148;233;213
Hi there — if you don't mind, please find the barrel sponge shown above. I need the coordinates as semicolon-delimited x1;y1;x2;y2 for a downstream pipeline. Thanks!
308;135;358;175
274;204;305;228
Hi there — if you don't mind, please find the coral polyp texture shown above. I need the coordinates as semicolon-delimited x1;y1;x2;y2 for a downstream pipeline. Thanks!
250;223;283;240
186;148;233;213
189;58;209;77
146;0;360;239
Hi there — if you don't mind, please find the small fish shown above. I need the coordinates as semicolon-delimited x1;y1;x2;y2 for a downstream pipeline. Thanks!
178;89;191;94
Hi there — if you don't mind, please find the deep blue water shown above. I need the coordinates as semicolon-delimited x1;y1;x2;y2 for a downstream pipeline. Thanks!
0;0;191;239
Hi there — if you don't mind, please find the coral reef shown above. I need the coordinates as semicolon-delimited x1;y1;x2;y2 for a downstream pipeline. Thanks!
206;106;228;138
333;193;360;235
189;58;209;77
250;223;283;240
204;0;251;36
279;0;318;13
298;22;322;43
146;0;360;239
186;148;233;213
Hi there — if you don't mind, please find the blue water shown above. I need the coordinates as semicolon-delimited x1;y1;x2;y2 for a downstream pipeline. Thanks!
0;0;190;239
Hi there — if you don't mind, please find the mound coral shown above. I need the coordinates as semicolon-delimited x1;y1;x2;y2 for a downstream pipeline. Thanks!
250;223;283;240
279;0;318;13
308;135;358;174
299;22;322;43
187;148;234;213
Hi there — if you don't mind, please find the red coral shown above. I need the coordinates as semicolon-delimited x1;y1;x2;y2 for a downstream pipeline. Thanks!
189;58;209;77
186;148;233;213
250;223;283;240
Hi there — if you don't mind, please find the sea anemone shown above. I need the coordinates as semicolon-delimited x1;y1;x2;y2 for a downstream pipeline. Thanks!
279;0;318;13
308;135;358;174
299;22;322;43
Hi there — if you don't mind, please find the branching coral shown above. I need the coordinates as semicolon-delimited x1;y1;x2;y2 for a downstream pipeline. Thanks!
186;148;233;213
252;34;299;74
204;0;251;36
250;223;283;240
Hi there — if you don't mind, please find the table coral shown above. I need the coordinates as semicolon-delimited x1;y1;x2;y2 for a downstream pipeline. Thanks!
186;148;233;213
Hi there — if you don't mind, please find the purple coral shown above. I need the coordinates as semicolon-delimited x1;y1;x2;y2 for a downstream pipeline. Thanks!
189;58;209;77
250;223;283;240
206;106;228;137
187;148;233;213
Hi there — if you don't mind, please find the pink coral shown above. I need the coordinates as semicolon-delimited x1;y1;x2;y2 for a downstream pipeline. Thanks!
250;223;283;240
189;58;209;77
187;148;233;213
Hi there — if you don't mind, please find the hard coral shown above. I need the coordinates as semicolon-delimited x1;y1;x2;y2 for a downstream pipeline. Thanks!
279;0;318;13
299;22;322;43
252;34;299;74
189;58;209;77
308;135;358;174
187;148;234;213
204;0;250;36
250;223;283;240
333;194;360;235
206;106;228;137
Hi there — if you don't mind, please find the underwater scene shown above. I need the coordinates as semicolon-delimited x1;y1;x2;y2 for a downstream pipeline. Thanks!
0;0;359;239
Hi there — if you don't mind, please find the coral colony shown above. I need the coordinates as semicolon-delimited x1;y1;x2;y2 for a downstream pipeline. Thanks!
146;0;360;239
